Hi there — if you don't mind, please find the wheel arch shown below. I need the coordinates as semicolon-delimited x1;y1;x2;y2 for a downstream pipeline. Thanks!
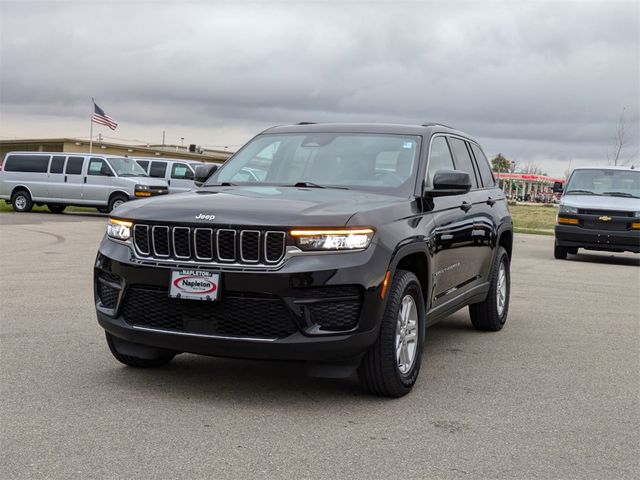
497;227;513;259
10;184;33;200
387;242;431;310
108;190;130;204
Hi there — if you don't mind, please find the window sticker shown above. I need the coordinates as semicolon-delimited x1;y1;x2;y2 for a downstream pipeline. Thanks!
403;141;414;149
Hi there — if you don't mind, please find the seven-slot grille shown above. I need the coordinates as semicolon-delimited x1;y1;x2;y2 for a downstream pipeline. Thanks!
133;224;286;265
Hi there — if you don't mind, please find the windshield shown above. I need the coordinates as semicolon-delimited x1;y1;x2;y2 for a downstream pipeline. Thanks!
565;169;639;198
107;157;148;177
206;133;421;195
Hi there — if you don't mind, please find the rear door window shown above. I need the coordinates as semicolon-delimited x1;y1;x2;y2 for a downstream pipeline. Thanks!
50;156;66;174
149;161;167;178
4;154;50;173
65;156;85;175
470;144;495;187
448;137;479;189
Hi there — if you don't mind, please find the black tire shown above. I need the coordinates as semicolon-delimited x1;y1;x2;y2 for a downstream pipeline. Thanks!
358;270;425;397
469;246;510;331
11;190;33;212
105;332;175;368
47;204;66;214
554;241;568;259
108;194;129;213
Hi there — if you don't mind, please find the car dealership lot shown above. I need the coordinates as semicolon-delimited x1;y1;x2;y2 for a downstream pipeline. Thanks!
1;212;638;480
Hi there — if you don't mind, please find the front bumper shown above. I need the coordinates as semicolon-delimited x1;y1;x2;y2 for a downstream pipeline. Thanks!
555;225;640;253
94;236;390;362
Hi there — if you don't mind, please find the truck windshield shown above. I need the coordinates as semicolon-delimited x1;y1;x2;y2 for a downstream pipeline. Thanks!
206;133;421;195
565;169;640;198
107;157;148;177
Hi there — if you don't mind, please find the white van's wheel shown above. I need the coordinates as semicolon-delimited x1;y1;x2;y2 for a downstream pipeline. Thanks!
12;190;33;212
108;194;128;213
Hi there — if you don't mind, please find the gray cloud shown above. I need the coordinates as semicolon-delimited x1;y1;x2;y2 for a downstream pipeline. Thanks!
1;0;638;175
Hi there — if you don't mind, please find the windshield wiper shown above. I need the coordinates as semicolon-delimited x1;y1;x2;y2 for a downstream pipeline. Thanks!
207;182;236;186
566;189;596;195
292;182;349;190
603;191;638;198
294;181;325;188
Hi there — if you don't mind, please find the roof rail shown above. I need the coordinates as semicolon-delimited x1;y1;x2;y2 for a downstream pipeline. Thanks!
421;122;455;129
296;122;317;125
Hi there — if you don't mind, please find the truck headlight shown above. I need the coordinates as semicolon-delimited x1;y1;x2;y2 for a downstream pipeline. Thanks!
559;205;578;214
107;218;132;241
135;184;152;197
290;228;375;251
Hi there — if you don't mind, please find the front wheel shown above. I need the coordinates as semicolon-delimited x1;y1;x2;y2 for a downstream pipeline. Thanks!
108;194;128;213
359;270;425;397
554;241;568;259
469;246;510;331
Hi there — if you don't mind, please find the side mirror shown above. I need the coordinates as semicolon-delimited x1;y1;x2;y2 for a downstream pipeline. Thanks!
425;170;472;197
194;164;219;187
552;181;564;193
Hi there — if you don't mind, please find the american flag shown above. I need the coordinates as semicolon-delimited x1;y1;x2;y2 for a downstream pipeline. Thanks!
92;102;118;130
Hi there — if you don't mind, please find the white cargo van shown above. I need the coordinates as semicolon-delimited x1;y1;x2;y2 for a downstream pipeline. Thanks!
132;158;205;193
0;152;169;213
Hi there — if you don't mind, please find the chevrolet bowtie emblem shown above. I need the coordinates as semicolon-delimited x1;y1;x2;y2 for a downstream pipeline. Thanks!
598;215;612;221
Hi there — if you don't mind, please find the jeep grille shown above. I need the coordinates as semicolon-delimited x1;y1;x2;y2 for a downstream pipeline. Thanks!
133;224;286;265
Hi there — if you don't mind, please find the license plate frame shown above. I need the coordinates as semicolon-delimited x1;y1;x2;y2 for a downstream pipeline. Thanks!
169;269;220;301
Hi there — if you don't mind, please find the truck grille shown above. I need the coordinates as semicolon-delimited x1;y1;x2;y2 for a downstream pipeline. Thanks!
133;224;287;265
578;209;634;217
121;287;298;339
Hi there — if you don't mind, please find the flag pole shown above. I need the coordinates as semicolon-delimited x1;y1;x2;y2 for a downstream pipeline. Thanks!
89;97;94;153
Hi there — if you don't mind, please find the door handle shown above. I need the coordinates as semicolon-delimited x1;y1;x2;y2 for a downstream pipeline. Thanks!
487;196;496;206
64;175;67;183
84;177;87;183
460;201;472;212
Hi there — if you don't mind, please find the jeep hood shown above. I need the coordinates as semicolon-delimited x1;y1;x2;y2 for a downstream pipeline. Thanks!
112;186;410;226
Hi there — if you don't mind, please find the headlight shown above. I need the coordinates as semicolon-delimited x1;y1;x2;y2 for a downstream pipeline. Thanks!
634;211;640;218
135;184;151;197
290;228;375;251
107;218;132;241
559;205;578;214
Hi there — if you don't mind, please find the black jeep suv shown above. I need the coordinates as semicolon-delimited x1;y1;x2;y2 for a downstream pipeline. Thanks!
94;123;513;397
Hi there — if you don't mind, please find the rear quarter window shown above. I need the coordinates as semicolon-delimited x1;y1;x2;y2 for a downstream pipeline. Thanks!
4;154;50;173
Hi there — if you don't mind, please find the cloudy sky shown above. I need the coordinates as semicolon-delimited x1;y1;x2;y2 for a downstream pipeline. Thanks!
1;0;638;176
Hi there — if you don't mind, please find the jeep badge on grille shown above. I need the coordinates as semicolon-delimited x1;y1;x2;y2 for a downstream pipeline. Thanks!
195;214;216;221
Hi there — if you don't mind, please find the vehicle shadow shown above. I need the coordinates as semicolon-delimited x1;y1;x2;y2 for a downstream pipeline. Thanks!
568;252;640;266
95;313;476;405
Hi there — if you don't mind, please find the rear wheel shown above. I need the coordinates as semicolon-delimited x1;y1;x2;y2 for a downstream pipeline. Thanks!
359;270;425;397
47;204;66;213
469;246;510;331
554;241;568;259
11;190;33;212
105;332;175;368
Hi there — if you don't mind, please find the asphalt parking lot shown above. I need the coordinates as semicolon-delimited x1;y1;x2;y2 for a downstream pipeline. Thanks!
1;211;638;480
